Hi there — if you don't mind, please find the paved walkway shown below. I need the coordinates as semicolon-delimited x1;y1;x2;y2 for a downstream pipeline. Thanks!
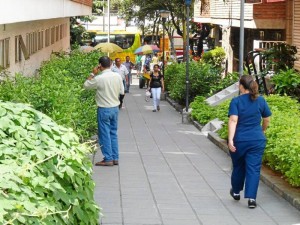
92;75;300;225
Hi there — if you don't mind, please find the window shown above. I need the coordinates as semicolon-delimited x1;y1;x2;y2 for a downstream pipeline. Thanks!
0;38;10;69
56;26;59;42
60;24;63;40
51;27;55;45
45;28;50;47
33;31;38;53
260;31;265;40
38;30;44;50
15;36;22;63
26;33;32;55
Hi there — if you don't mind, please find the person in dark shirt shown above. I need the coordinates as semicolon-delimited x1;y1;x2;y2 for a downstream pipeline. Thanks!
228;75;271;209
123;56;134;93
148;64;164;112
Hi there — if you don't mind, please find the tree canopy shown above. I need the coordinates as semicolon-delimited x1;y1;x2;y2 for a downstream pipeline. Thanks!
117;0;194;37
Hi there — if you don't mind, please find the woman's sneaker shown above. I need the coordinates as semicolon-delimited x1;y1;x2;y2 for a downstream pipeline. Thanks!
230;188;240;201
248;199;257;208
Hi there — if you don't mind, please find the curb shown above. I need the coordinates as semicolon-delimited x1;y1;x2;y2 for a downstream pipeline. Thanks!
165;96;300;211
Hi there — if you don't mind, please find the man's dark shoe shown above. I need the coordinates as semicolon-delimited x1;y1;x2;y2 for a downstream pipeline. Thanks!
157;105;160;111
113;160;119;165
230;188;240;201
248;199;257;209
95;160;113;166
152;109;157;112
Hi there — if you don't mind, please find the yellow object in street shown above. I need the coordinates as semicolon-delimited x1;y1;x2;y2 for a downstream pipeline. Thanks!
143;72;150;80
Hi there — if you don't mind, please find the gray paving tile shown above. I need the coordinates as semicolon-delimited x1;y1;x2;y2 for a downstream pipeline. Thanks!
93;82;300;225
198;215;240;225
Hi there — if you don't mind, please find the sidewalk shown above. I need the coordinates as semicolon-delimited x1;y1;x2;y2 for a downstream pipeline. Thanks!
92;75;300;225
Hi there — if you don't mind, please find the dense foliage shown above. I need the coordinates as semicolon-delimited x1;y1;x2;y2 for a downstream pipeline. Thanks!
164;62;238;105
190;94;300;187
271;68;300;101
263;95;300;186
190;96;228;125
0;50;102;141
263;43;297;73
0;101;99;224
201;47;226;69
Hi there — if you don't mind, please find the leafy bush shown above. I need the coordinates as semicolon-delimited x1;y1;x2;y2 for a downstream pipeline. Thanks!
271;68;300;101
263;95;300;186
201;47;226;69
164;62;238;105
0;101;99;224
190;96;230;136
263;43;297;73
190;96;215;124
0;50;102;141
190;94;300;187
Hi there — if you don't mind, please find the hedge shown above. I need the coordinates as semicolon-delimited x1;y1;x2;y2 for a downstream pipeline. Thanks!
0;101;99;224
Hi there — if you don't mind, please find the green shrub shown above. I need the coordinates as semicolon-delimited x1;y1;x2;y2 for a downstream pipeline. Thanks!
263;43;297;73
201;47;226;69
263;95;300;186
0;101;99;224
164;62;238;105
0;50;102;141
190;96;230;136
271;68;300;101
190;96;216;124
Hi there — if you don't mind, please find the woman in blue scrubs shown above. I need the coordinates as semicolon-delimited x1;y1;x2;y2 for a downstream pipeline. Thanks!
228;75;271;209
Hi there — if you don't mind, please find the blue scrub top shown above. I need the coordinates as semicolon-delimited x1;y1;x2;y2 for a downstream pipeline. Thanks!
228;94;272;142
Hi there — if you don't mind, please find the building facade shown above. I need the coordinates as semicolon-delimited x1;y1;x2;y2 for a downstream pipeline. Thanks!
193;0;299;72
0;0;92;76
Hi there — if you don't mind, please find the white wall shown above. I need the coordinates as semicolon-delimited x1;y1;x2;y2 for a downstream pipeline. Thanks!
0;18;70;76
221;27;234;73
0;0;91;25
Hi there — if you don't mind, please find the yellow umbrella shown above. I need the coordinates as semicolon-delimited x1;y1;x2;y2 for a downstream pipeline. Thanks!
94;42;123;53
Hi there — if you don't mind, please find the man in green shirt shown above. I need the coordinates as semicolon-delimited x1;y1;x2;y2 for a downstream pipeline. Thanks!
84;56;124;166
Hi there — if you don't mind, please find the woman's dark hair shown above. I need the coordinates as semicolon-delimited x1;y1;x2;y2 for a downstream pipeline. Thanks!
153;64;160;68
98;56;111;68
239;75;259;100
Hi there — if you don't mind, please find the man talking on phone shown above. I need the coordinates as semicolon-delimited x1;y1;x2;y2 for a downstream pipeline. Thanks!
84;56;124;166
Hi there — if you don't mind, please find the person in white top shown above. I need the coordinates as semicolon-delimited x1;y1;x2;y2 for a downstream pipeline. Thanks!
111;58;129;108
84;56;124;166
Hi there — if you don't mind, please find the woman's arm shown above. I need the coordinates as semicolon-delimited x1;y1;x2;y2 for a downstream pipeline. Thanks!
148;76;152;90
161;77;164;92
228;115;238;152
262;116;270;133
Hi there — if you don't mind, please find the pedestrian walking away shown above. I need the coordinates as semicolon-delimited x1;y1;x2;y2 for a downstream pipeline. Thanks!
227;75;271;208
112;58;129;109
123;56;135;93
135;54;142;77
83;56;124;166
148;64;164;112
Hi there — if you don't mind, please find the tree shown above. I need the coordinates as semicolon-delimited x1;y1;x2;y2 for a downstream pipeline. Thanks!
190;21;211;57
117;0;195;61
